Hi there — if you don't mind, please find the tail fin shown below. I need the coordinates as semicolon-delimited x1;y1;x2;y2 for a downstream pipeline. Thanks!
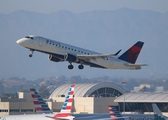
54;84;75;119
30;88;52;114
108;105;125;120
152;104;165;120
118;41;144;64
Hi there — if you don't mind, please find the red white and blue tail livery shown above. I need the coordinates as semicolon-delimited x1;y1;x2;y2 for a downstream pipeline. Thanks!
108;106;127;120
53;84;75;119
0;85;75;120
30;88;52;114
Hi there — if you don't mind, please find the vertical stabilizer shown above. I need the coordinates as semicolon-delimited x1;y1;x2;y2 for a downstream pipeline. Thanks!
108;105;125;120
118;41;144;64
54;84;75;119
152;104;165;120
30;88;52;114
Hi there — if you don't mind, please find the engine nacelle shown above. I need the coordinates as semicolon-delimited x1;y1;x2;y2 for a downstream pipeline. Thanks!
48;54;62;62
64;53;78;62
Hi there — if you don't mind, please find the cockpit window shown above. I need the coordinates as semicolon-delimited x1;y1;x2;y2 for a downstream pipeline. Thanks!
25;36;30;38
25;36;33;39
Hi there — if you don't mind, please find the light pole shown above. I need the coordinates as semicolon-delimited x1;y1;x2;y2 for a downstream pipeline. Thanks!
121;81;127;113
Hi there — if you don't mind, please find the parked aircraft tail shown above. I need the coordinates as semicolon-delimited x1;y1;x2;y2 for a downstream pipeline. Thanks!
53;84;75;119
108;105;127;120
152;103;166;120
30;88;52;114
118;41;144;64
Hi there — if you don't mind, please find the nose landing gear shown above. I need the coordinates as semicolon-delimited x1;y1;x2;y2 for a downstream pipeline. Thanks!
29;49;34;57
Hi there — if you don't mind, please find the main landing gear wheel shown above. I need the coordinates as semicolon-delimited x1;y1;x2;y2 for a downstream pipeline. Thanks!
29;50;34;57
78;64;84;69
68;64;74;69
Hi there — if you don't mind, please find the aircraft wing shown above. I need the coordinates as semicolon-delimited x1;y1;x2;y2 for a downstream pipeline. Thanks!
77;54;115;61
125;63;148;67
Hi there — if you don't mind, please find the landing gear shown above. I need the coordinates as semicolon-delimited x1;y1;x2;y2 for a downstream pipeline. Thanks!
68;64;74;69
78;64;84;69
29;49;34;57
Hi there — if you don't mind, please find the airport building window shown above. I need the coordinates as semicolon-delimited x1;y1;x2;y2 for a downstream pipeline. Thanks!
89;87;122;97
118;102;168;113
10;109;20;112
0;109;8;112
21;109;33;112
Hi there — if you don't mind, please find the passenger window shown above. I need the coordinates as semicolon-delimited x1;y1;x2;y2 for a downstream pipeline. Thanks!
30;37;33;39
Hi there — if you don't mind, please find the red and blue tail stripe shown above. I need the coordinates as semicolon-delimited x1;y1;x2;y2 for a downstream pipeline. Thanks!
54;84;75;119
108;105;125;120
30;88;52;114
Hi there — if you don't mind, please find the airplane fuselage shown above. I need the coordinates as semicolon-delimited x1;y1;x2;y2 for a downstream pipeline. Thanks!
16;35;144;70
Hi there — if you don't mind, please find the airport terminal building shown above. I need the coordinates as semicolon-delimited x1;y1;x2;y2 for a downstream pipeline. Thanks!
0;82;168;118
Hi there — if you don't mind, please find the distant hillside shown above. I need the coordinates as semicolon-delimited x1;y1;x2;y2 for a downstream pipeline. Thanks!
0;8;168;79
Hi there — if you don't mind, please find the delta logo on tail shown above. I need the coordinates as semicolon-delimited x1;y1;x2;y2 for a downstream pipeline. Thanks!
118;41;144;64
30;88;52;114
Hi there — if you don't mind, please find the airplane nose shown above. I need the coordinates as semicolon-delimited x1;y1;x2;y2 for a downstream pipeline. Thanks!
16;39;24;45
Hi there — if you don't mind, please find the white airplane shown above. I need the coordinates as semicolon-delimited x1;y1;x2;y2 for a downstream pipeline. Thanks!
16;35;147;70
0;84;75;120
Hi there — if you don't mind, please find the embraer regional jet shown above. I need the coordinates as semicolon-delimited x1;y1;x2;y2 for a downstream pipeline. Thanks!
16;35;147;70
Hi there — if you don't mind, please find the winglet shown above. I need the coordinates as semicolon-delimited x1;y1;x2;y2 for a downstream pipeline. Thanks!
54;84;75;119
115;49;122;56
118;41;144;64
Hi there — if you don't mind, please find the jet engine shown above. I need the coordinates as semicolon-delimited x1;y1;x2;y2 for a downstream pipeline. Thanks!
48;54;62;62
64;53;79;62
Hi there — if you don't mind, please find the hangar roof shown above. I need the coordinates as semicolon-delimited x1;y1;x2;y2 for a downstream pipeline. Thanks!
114;92;168;103
49;82;125;99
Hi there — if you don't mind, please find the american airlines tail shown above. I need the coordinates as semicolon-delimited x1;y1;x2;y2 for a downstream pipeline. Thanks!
30;88;52;114
118;41;144;64
53;84;75;119
152;103;166;120
108;105;126;120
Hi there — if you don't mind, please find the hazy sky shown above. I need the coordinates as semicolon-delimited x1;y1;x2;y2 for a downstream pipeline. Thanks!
0;0;168;14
